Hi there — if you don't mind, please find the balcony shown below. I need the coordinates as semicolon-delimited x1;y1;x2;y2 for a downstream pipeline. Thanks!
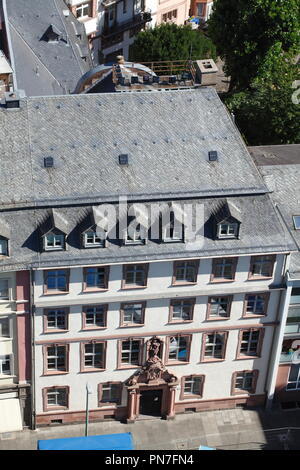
284;305;300;335
102;11;152;38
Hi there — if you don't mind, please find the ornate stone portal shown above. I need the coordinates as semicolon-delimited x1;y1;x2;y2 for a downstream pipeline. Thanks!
125;336;179;422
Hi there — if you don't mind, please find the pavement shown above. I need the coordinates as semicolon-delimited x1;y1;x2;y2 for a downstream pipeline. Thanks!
1;406;300;450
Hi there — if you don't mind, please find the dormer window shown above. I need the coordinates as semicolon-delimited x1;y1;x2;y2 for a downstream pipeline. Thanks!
44;232;65;251
0;237;8;256
162;212;184;243
214;200;241;240
125;223;145;245
84;230;106;248
218;222;239;239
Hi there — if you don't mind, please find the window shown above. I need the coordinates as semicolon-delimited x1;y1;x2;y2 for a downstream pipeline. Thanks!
44;232;65;251
125;223;145;245
167;335;190;363
120;302;145;326
237;329;264;358
287;364;300;390
201;332;227;361
44;270;69;294
0;279;9;300
181;375;204;399
0;355;11;375
293;216;300;230
83;305;107;329
109;4;115;21
99;382;122;405
44;387;69;410
232;370;258;395
83;266;109;291
0;317;10;337
173;260;199;284
249;255;275;279
122;264;148;288
0;237;8;256
207;296;232;320
83;230;105;248
76;2;91;18
217;222;238;239
82;342;106;370
169;298;195;322
196;2;205;16
123;0;127;13
244;293;269;316
162;212;184;242
44;308;68;332
45;344;68;373
162;9;177;22
211;258;237;282
119;339;142;367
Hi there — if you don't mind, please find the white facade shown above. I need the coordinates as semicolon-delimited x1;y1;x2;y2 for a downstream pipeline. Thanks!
33;253;286;421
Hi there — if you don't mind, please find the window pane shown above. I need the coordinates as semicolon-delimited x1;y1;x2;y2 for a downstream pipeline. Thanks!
0;239;8;255
0;318;9;337
0;280;9;300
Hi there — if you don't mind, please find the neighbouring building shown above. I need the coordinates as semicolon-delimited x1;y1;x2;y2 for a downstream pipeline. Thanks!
189;0;213;22
0;86;296;427
0;0;92;96
250;144;300;411
0;49;12;97
65;0;192;63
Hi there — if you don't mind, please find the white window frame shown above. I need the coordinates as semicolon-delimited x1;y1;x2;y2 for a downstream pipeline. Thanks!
235;371;254;392
84;230;105;248
46;309;67;330
218;222;238;239
183;376;203;396
0;279;10;301
0;237;9;256
240;330;260;356
47;388;67;407
44;232;65;251
0;316;12;338
125;223;145;245
84;343;104;368
204;332;225;359
287;364;300;391
121;339;140;365
47;345;66;371
85;305;106;327
0;354;12;375
76;2;91;18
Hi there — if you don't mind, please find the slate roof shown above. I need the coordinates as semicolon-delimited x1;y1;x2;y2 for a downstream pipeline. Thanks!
258;162;300;278
2;0;92;96
0;194;295;272
0;87;269;209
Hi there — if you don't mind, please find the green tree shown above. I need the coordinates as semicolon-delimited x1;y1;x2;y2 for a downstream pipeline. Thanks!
208;0;300;91
225;44;300;145
129;23;216;63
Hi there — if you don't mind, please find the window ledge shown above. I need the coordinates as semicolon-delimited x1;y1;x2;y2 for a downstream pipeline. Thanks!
206;317;230;322
181;395;203;400
116;365;141;370
119;324;145;328
80;327;107;331
242;314;266;319
235;355;260;360
82;288;108;293
200;358;225;363
209;279;235;284
247;276;273;281
44;406;69;412
43;330;69;334
171;282;197;287
120;286;147;290
165;361;189;366
80;368;106;373
167;320;194;325
43;371;69;376
43;292;70;296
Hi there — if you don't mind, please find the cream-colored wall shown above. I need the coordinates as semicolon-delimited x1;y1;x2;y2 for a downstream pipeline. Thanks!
34;254;285;414
155;0;190;25
0;271;18;386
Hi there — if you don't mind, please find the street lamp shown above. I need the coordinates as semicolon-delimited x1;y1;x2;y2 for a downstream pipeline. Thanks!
85;382;92;437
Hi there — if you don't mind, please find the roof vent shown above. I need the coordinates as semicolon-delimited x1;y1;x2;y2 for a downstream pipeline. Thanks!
208;151;218;162
4;91;20;109
44;157;54;168
119;154;128;166
63;9;70;17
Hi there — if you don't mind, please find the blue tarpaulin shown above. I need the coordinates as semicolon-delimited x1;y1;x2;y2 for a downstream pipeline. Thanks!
38;432;134;450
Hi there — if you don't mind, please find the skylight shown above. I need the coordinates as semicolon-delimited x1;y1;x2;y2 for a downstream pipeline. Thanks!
293;216;300;230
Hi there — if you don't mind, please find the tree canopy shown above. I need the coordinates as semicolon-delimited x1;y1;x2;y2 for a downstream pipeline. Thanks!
129;23;216;63
208;0;300;91
225;44;300;145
